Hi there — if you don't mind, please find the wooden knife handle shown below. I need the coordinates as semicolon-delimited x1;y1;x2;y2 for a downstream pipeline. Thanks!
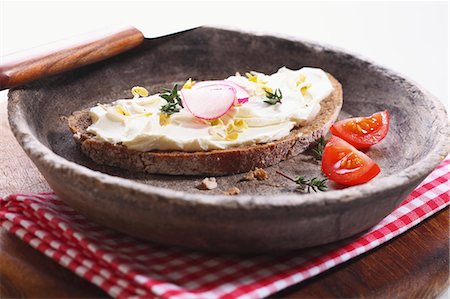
0;25;144;90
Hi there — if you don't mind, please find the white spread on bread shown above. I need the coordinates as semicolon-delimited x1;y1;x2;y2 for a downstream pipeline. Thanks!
87;67;333;152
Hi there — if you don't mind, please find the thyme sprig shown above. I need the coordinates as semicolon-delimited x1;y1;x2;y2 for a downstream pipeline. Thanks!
160;84;183;115
276;171;328;193
312;136;326;160
264;88;283;105
160;102;180;115
295;176;328;192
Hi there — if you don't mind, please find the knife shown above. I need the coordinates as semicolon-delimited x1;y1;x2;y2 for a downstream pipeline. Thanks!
0;24;200;90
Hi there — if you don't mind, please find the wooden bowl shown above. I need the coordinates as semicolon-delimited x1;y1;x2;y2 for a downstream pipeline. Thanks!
8;27;449;253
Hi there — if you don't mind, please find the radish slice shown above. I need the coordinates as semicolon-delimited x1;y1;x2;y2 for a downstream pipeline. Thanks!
237;97;249;104
181;85;236;120
193;80;250;104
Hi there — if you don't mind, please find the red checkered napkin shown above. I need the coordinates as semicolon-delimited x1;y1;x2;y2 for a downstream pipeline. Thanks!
1;158;449;299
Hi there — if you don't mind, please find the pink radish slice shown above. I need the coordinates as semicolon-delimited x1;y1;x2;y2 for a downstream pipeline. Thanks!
193;80;250;104
237;97;249;104
181;85;236;120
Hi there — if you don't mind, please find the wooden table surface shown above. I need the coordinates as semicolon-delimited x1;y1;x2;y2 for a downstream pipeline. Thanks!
1;97;449;298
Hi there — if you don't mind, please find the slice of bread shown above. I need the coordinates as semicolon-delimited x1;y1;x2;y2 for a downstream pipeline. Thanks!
68;74;342;175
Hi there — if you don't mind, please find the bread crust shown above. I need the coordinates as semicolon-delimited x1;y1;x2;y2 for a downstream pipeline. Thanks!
68;74;343;175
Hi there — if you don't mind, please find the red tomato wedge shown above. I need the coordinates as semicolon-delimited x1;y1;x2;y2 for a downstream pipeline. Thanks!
321;136;381;186
330;110;389;149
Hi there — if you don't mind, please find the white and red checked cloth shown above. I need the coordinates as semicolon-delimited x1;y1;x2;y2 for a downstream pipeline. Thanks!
1;158;449;299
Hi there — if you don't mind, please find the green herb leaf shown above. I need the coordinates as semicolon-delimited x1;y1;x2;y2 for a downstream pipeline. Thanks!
160;103;180;115
264;88;283;105
275;171;328;193
312;136;326;160
294;176;328;192
159;84;183;115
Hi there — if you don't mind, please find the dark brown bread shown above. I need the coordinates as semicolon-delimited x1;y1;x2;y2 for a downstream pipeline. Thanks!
68;74;343;175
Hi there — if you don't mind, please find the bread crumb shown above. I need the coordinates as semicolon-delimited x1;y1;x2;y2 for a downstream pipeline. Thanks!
241;171;255;181
240;167;268;182
196;177;218;190
225;186;240;195
253;168;268;180
73;132;81;141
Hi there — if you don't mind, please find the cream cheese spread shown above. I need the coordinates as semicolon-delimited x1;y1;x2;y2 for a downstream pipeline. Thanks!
87;67;334;152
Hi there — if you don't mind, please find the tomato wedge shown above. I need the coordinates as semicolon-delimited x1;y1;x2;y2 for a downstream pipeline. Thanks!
321;136;381;186
330;110;389;149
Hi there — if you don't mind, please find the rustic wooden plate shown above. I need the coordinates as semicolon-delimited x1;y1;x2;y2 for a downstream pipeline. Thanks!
7;27;449;252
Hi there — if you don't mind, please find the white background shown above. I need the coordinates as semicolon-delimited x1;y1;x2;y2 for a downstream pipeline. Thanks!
1;1;449;113
1;1;449;298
